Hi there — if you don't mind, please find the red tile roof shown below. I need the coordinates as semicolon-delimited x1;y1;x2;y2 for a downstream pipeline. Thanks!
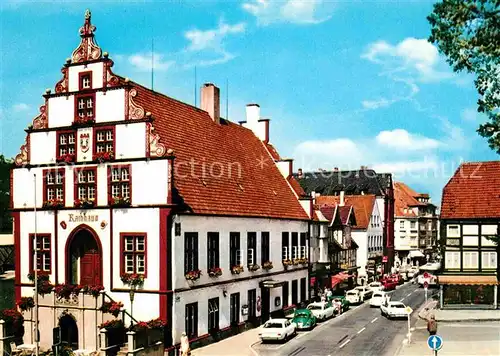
441;161;500;219
316;195;376;229
131;83;309;220
394;182;422;218
287;176;307;197
338;206;354;226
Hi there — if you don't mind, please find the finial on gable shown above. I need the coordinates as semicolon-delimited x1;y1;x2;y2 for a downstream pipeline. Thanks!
71;9;102;64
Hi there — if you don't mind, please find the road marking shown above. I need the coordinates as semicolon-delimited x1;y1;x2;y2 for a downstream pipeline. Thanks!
339;339;351;348
407;293;412;297
399;298;405;301
371;317;378;323
357;327;366;334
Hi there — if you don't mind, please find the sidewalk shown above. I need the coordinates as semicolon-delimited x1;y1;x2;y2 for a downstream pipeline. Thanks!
434;308;500;322
190;327;260;356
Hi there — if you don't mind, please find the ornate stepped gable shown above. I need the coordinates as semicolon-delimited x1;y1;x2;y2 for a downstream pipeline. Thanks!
71;9;102;64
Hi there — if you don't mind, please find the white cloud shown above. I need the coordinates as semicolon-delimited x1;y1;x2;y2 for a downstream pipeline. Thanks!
12;103;29;112
376;129;440;150
128;53;175;72
361;98;393;110
242;0;332;25
461;108;480;122
185;21;245;52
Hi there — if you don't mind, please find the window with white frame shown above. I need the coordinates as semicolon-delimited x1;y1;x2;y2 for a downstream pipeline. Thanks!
445;251;460;269
410;221;416;229
44;169;64;202
299;233;307;258
481;252;497;269
30;234;51;272
75;168;96;201
110;166;131;200
122;234;146;274
208;297;219;331
57;132;76;156
400;221;405;229
447;225;460;238
463;251;479;269
77;96;94;118
247;232;256;266
282;232;290;260
95;129;114;153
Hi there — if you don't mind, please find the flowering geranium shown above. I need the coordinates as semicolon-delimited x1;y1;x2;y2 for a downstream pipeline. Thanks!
298;257;308;265
43;199;64;209
282;259;293;266
0;308;24;337
121;273;145;288
73;117;95;126
231;265;244;274
130;318;167;332
27;271;50;283
54;284;81;300
56;153;76;163
262;261;274;270
248;264;260;272
185;269;202;281
207;267;222;278
74;199;95;208
99;319;125;330
100;301;124;317
93;151;114;162
81;284;104;298
17;297;35;312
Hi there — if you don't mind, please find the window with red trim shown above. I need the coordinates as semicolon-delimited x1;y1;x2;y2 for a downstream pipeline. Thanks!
121;234;146;275
110;166;131;200
76;95;95;119
44;169;65;202
29;234;51;273
79;71;92;90
95;129;114;153
75;167;97;201
57;132;76;156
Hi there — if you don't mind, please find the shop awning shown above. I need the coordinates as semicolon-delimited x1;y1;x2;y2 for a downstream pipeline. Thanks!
409;250;425;258
331;272;352;288
438;275;499;285
260;280;285;288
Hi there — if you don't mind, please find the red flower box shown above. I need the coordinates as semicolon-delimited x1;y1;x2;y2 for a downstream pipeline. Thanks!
93;151;114;162
74;199;95;208
208;267;222;277
100;301;124;317
56;153;76;163
43;199;64;209
73;117;95;126
121;273;144;287
185;269;202;281
17;297;35;312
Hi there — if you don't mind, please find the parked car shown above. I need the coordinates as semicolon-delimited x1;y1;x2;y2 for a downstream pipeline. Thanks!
345;289;362;304
393;274;404;285
292;309;316;330
368;281;384;292
330;296;350;313
354;286;373;299
382;278;397;291
370;291;387;307
307;301;335;321
259;318;296;342
407;267;419;278
380;301;408;319
418;271;438;286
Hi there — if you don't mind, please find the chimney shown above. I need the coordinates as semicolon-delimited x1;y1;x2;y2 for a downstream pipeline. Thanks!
334;167;339;172
298;168;303;178
246;104;260;125
339;191;345;207
201;83;220;124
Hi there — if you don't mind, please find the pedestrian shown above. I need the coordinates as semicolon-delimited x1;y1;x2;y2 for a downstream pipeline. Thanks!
180;332;190;356
427;315;437;336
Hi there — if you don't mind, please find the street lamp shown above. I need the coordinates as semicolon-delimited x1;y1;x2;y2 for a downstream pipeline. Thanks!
129;286;136;326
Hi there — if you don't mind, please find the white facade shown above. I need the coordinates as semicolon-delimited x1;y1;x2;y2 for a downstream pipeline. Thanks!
352;202;383;283
170;214;309;343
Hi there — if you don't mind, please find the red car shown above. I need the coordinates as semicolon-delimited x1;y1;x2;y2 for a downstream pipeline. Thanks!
382;279;397;291
391;273;404;285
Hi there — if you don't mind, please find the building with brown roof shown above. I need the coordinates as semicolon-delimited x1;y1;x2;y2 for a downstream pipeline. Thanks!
315;194;383;285
394;182;438;270
439;161;500;309
10;11;314;352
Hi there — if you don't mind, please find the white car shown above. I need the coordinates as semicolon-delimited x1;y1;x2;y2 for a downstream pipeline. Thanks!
380;301;408;319
259;319;296;342
355;286;373;300
407;267;419;278
417;273;438;286
370;291;388;307
345;289;362;304
307;301;335;321
368;281;384;292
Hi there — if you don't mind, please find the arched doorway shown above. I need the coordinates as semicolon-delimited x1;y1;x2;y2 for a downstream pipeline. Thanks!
66;225;102;285
59;314;78;349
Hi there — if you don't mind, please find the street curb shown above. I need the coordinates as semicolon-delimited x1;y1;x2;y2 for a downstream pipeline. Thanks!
435;318;500;323
418;300;437;321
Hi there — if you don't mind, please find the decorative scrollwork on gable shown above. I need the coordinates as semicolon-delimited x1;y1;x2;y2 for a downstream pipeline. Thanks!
105;60;120;88
55;67;69;93
147;123;166;157
32;105;48;129
128;89;145;120
71;10;102;64
14;137;29;167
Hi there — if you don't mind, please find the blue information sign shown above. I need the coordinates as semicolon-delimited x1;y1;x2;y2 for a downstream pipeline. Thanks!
427;335;443;351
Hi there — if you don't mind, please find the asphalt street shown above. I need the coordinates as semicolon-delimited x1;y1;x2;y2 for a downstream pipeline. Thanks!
253;282;437;356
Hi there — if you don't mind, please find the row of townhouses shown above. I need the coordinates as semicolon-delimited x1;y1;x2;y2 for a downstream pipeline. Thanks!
7;10;453;354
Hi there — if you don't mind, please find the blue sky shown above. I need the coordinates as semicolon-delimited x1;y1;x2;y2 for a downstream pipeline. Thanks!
1;0;498;205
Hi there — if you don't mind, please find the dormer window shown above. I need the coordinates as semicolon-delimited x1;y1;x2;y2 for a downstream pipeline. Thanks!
79;71;92;90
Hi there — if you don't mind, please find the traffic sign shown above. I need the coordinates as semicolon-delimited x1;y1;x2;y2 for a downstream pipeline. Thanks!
424;272;429;278
382;256;388;263
405;306;413;314
424;282;429;289
427;335;443;351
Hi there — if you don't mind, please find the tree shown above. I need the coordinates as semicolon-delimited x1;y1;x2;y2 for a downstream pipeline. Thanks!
428;0;500;153
0;155;12;233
